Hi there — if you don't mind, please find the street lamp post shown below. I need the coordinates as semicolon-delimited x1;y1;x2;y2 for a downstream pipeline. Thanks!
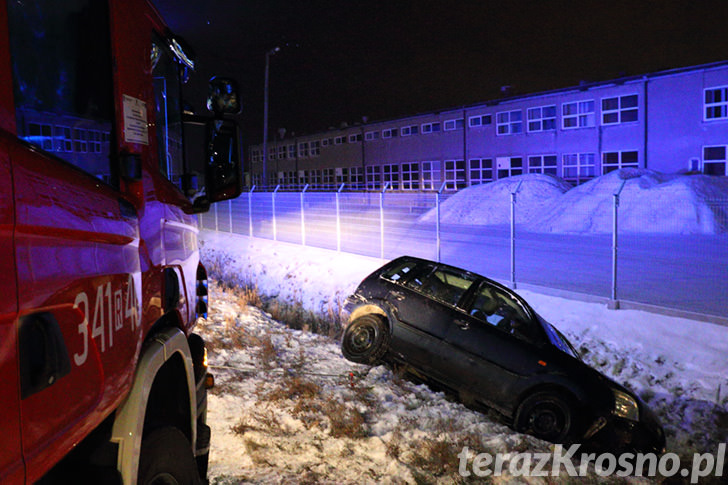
262;46;280;188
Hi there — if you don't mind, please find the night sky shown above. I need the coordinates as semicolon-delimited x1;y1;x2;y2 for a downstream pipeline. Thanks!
152;1;728;145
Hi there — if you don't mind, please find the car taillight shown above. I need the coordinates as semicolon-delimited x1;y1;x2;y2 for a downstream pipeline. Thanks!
196;263;208;319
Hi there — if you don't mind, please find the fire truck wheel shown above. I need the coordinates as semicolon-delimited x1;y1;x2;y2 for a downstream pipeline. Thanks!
137;427;201;485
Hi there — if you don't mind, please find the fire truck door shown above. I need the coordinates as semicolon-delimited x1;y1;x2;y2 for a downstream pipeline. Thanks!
0;138;23;485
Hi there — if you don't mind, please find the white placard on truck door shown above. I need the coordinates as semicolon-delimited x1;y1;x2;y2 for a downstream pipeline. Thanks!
123;95;149;145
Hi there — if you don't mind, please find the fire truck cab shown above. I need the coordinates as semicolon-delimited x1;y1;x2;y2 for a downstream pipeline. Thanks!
0;0;241;483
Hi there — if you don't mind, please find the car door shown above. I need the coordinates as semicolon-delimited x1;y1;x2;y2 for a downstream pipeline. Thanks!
387;263;477;382
444;281;546;411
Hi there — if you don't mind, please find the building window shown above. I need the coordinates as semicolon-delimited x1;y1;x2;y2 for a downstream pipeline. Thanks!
401;125;419;136
350;166;364;189
297;170;307;186
562;100;595;129
298;141;309;157
421;161;441;190
73;128;87;153
288;144;296;158
496;110;523;135
269;147;277;161
468;114;492;127
382;128;398;138
444;118;464;131
601;94;638;125
322;168;335;188
366;165;382;190
335;167;346;185
421;122;441;134
528;155;558;175
444;160;466;190
496;157;523;178
54;126;73;152
527;105;556;132
348;133;362;143
562;153;596;183
383;164;400;190
278;146;286;159
401;162;420;190
321;138;330;147
602;150;639;174
703;145;727;175
365;131;380;141
334;136;345;145
285;171;295;187
469;158;493;185
310;140;321;156
705;87;728;120
250;150;259;163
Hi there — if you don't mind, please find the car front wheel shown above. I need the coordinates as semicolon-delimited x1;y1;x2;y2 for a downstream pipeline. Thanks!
341;314;390;365
514;392;574;443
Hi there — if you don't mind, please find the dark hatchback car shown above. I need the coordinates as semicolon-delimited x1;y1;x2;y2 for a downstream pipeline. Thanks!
341;256;665;452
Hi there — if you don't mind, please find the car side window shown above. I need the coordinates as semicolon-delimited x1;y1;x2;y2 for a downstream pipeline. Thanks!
468;285;537;341
418;268;476;306
402;263;436;291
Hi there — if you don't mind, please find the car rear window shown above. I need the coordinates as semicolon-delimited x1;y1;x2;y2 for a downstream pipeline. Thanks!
381;260;418;282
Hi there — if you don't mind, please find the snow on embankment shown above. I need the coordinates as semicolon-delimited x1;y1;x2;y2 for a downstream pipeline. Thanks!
529;169;728;234
421;169;728;234
419;173;571;225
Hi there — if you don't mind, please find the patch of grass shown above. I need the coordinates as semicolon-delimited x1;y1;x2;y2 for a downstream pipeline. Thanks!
255;334;279;369
325;399;367;439
264;374;322;403
410;437;460;476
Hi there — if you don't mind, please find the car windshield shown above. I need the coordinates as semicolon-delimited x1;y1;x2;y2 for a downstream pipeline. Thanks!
539;316;579;359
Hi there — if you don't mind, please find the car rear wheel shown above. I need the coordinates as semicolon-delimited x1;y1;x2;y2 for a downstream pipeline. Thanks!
514;392;573;443
341;314;390;365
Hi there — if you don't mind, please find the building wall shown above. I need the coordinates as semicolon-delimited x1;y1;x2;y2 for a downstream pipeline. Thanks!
249;62;728;190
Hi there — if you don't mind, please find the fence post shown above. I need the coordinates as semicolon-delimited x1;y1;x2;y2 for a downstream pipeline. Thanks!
379;182;390;260
272;185;280;241
436;183;446;262
214;202;219;232
609;180;627;309
248;185;255;237
336;183;345;252
228;199;233;233
300;184;309;246
510;180;523;289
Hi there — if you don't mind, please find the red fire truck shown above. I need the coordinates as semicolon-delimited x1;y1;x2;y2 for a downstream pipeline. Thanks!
0;0;241;483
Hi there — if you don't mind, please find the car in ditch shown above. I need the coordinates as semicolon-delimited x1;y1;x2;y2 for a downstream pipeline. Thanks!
341;256;665;452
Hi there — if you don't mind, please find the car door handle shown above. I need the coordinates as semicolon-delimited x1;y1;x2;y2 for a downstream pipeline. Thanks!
454;319;469;330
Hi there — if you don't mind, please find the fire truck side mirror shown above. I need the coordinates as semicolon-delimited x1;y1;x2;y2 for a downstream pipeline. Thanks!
206;77;241;116
204;118;242;204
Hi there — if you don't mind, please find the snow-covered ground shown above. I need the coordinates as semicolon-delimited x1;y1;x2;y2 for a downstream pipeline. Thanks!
198;231;728;484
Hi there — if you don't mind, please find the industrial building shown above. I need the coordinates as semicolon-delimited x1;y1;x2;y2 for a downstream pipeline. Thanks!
248;61;728;190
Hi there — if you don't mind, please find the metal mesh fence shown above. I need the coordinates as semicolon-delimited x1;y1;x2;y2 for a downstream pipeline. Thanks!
200;189;728;319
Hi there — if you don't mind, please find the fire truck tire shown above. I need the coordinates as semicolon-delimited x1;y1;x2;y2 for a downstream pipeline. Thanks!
137;427;201;485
